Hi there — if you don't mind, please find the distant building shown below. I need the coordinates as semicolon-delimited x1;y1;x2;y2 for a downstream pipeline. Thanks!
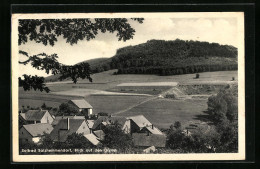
19;123;53;143
50;118;91;142
20;109;54;124
68;99;93;116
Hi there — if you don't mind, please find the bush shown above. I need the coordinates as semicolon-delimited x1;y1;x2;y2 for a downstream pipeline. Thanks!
103;122;133;151
195;73;200;79
58;103;79;116
207;87;238;122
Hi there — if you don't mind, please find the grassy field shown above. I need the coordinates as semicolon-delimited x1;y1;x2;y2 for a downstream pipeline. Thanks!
19;88;83;108
19;70;237;129
117;98;208;129
45;70;238;92
84;95;151;115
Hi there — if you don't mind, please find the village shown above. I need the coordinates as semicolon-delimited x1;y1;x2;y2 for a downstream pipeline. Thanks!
19;99;168;153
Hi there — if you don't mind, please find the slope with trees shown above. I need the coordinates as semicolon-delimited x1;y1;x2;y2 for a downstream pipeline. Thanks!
111;39;238;76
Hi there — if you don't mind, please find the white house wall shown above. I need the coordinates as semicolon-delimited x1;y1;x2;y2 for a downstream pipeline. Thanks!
40;111;54;124
76;121;91;135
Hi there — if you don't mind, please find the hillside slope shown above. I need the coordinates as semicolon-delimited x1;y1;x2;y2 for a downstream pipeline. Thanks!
46;39;238;82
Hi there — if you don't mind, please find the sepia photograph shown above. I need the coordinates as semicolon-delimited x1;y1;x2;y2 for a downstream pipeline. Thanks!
11;12;245;162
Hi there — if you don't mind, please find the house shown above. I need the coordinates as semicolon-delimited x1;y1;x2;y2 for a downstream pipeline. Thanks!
127;115;163;135
52;115;85;126
108;116;131;134
19;123;53;143
132;133;166;148
91;116;111;131
68;99;93;116
20;109;54;124
50;118;91;142
91;116;131;134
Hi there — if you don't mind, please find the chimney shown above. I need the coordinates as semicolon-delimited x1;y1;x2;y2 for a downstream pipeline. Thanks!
152;124;154;129
67;118;70;130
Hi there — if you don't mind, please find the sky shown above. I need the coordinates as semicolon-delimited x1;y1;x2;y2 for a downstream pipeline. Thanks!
19;17;238;77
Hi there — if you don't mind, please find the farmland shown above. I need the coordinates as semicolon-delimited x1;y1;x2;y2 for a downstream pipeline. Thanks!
19;70;237;128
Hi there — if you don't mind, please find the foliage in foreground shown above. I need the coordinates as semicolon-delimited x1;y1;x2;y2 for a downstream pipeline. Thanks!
18;18;144;92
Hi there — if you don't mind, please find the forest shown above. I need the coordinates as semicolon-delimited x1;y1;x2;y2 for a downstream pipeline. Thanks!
92;39;237;75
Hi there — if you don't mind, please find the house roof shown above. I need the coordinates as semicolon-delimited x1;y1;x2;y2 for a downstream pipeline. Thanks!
92;116;127;130
127;115;152;128
52;116;85;126
50;119;86;142
70;99;93;109
23;123;53;137
93;130;105;140
145;126;164;135
84;133;100;146
92;116;109;130
132;133;166;148
21;110;48;121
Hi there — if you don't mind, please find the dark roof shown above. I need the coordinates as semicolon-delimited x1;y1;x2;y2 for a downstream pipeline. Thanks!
127;115;152;128
93;130;105;141
50;119;86;142
109;116;127;126
70;99;93;109
52;116;85;126
23;123;53;137
21;110;48;121
92;116;127;130
92;116;110;130
132;133;166;148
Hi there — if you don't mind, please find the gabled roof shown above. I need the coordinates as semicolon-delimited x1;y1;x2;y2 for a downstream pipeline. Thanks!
145;126;164;135
93;130;105;141
84;133;100;146
21;110;49;121
132;133;166;148
52;116;85;126
70;99;93;109
127;115;152;128
92;116;128;130
92;116;109;130
23;123;53;137
50;119;86;142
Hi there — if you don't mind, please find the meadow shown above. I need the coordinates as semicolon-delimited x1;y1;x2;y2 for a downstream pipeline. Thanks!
19;70;238;129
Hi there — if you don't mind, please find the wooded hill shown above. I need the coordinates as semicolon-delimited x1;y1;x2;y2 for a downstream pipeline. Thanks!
110;39;237;75
46;39;237;82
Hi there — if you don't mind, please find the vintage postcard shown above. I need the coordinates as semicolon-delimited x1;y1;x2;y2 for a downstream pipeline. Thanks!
11;12;245;162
